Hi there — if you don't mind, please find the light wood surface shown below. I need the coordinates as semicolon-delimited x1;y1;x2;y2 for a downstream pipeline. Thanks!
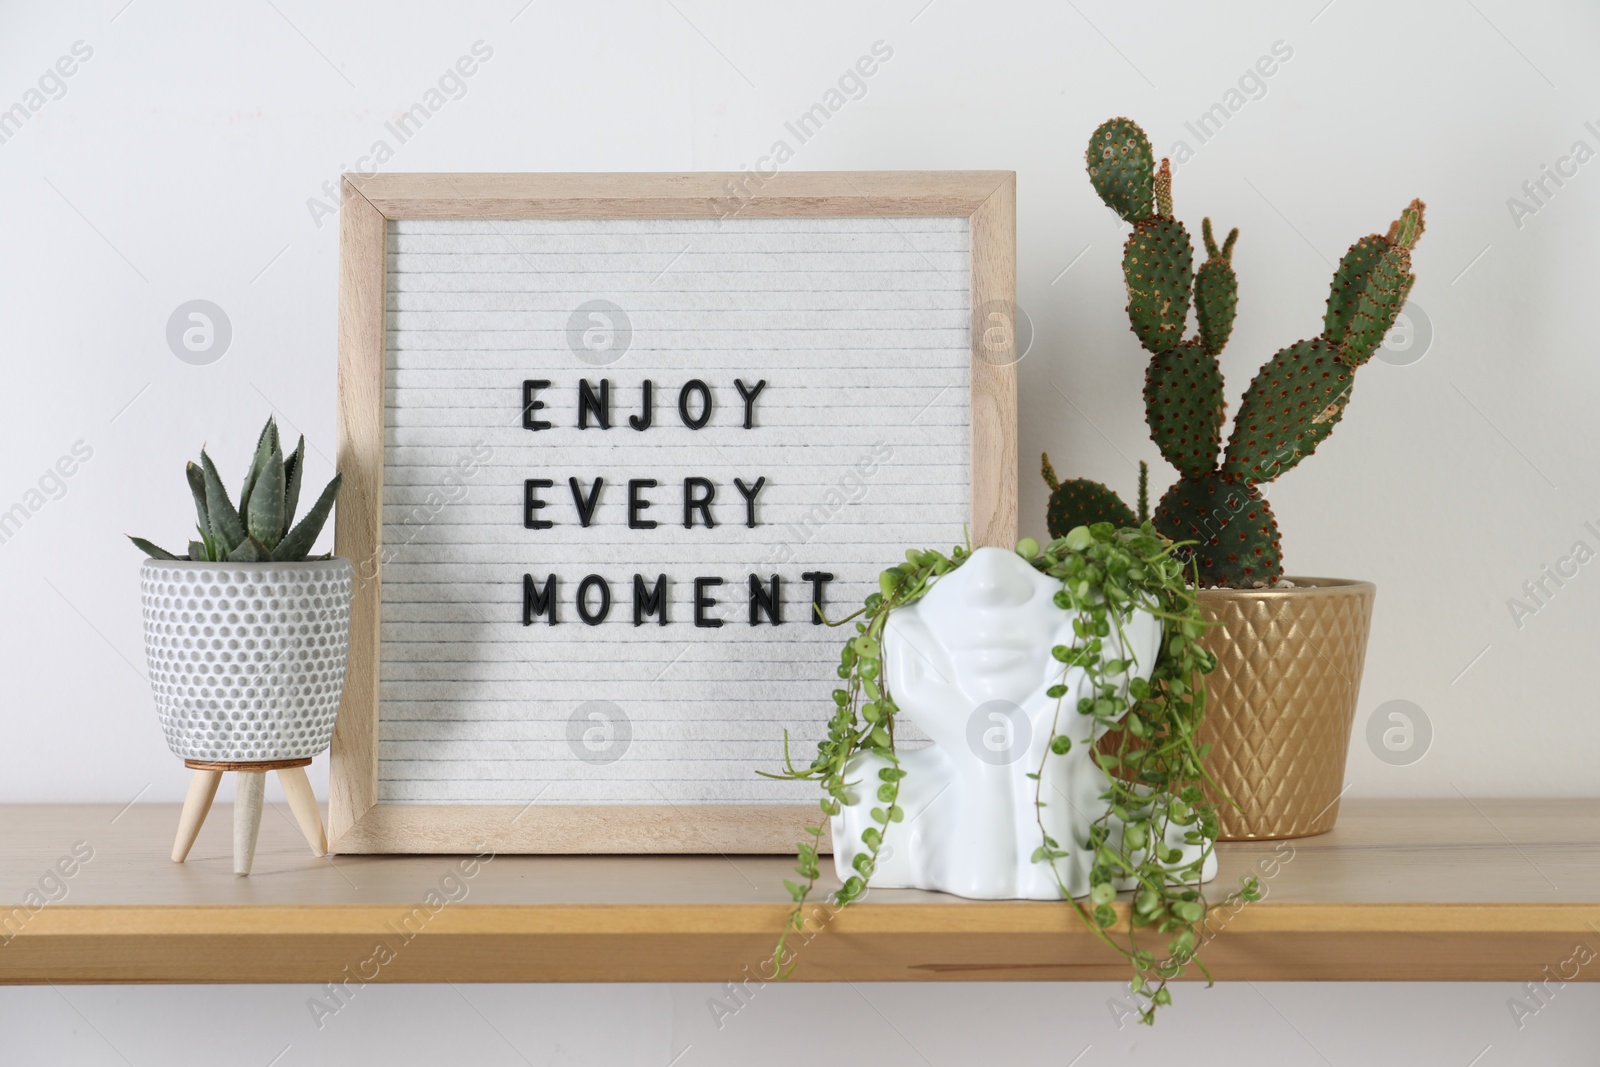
331;171;1018;855
333;803;831;855
231;772;265;876
347;171;1011;219
277;767;327;857
184;758;311;772
967;175;1018;551
4;799;1598;984
170;770;220;863
330;176;387;851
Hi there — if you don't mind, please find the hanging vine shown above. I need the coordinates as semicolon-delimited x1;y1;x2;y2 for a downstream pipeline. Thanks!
764;522;1261;1023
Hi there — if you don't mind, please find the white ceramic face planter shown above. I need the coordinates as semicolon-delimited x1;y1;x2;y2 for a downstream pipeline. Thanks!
832;546;1218;900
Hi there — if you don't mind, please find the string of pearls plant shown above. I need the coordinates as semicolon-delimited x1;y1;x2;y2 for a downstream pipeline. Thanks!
765;522;1262;1023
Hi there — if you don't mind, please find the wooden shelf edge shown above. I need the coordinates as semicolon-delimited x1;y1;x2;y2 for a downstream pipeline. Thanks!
12;900;1600;936
6;929;1595;985
5;902;1599;984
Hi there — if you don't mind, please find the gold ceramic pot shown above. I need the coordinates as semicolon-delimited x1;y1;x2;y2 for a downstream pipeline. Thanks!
1194;578;1375;840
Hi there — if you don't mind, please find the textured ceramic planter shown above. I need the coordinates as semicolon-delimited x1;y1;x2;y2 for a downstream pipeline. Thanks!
139;558;353;763
1195;577;1375;840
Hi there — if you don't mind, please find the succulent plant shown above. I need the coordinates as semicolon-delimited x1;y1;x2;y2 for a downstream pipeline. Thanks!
1043;116;1425;587
128;416;342;563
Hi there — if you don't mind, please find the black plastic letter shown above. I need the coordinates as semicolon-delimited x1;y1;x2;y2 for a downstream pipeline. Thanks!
678;379;712;430
569;477;604;527
800;571;835;625
628;479;658;530
748;574;781;625
734;378;766;429
683;477;716;529
576;574;611;625
693;577;725;628
733;476;765;528
578;379;610;430
633;573;667;626
523;574;557;625
521;379;552;431
629;379;654;431
523;479;554;529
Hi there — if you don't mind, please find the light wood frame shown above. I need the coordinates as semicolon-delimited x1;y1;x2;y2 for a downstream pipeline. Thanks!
330;171;1017;854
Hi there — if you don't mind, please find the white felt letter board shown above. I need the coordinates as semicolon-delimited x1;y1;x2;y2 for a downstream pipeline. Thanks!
330;173;1016;853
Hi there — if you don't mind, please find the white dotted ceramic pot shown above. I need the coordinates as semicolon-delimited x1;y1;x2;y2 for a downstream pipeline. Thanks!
139;558;353;763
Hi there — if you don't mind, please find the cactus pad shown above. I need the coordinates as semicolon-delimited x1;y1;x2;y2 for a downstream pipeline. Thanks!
1194;259;1237;355
1201;215;1237;262
1323;234;1388;347
1223;338;1353;485
1386;198;1427;250
1324;200;1425;364
1144;341;1225;477
1087;118;1155;222
1041;450;1061;492
1194;218;1239;355
1123;218;1194;353
1337;246;1415;366
1154;472;1283;587
1046;477;1138;539
1154;158;1173;217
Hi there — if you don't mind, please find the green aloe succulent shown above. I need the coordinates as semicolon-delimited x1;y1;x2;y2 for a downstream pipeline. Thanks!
128;416;342;563
1044;116;1426;587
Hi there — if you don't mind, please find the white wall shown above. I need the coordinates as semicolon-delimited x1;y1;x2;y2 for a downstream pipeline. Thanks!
4;981;1598;1066
6;0;1599;802
2;0;1596;1060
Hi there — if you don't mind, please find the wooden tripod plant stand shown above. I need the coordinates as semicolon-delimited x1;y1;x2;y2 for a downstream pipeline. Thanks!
171;758;327;875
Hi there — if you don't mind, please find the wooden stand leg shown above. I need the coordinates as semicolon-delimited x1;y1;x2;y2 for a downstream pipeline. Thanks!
277;766;327;857
172;769;223;863
233;771;266;876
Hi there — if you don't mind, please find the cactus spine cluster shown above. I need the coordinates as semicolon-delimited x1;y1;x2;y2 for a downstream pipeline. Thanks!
129;416;342;563
1041;117;1425;587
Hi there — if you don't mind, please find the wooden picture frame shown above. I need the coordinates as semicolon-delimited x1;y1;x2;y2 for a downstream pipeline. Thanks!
329;171;1016;854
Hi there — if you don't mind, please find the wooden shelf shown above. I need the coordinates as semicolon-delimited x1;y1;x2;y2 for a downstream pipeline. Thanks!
3;799;1596;984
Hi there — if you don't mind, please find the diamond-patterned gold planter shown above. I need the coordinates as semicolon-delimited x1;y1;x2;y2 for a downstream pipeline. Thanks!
1196;578;1375;840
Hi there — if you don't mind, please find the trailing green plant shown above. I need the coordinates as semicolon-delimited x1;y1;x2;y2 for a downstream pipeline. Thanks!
128;416;342;563
766;524;1261;1023
1043;116;1426;587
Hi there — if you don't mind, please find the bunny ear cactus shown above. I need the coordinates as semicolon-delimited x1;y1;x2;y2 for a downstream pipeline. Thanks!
1041;453;1139;530
1047;117;1425;587
1086;117;1156;222
129;416;342;563
1194;217;1239;355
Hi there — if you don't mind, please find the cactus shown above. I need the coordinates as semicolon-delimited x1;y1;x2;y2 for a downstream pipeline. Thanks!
1041;453;1138;529
1046;117;1425;587
128;416;342;563
1086;117;1156;222
1194;218;1238;355
1153;472;1282;588
1144;340;1224;477
1122;217;1194;352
